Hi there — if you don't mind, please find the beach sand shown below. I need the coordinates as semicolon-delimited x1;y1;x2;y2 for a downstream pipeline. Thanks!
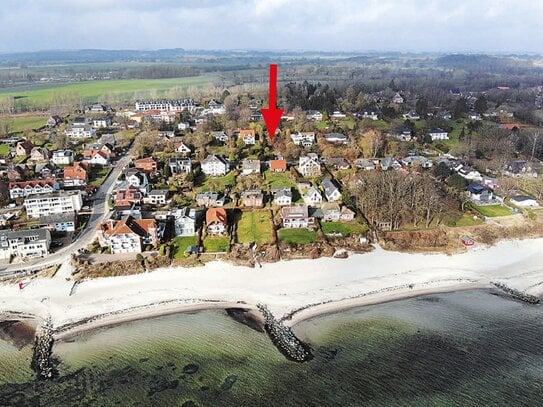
1;238;542;336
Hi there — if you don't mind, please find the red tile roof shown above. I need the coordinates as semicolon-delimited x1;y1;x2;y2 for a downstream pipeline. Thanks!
206;207;227;225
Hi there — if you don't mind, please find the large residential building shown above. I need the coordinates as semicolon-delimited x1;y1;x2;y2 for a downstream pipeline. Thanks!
271;187;292;206
97;216;159;254
23;190;83;218
36;213;77;232
206;207;228;235
135;99;195;112
196;191;225;207
52;150;74;165
0;229;51;260
241;190;264;207
239;129;256;145
9;180;60;199
298;153;321;177
428;128;449;141
201;155;228;176
135;157;158;175
290;132;315;147
66;118;96;138
168;157;192;175
171;207;197;236
241;159;260;175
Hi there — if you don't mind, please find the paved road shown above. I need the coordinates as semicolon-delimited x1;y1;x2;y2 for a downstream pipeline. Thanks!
0;140;136;275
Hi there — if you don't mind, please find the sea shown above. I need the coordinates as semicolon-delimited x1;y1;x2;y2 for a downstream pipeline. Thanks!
1;289;543;406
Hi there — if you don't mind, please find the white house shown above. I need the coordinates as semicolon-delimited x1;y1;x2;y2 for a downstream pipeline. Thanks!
172;207;197;236
146;190;168;206
303;186;323;206
0;229;51;260
271;187;292;206
168;157;192;175
320;178;342;202
281;205;314;229
428;128;449;141
92;117;112;128
52;150;74;165
291;132;315;147
305;110;323;121
510;195;539;207
201;155;228;176
9;180;59;199
298;153;321;177
241;159;260;175
24;191;83;218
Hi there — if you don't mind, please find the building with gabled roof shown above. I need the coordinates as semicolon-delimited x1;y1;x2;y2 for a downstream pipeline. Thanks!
97;216;158;253
206;207;228;235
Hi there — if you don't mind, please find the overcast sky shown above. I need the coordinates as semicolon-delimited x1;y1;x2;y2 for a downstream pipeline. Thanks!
1;0;542;54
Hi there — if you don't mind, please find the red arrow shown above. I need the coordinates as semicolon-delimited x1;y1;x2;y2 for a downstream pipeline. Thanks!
261;63;283;140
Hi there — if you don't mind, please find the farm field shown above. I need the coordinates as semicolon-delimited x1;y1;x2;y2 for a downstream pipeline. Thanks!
236;210;273;244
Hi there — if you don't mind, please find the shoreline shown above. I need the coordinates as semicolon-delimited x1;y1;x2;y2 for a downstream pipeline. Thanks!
1;237;542;342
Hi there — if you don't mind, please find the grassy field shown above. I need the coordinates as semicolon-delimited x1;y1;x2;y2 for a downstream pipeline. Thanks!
321;220;368;237
0;75;214;107
472;204;512;217
89;167;112;187
0;143;10;156
199;171;237;191
278;228;317;244
264;170;295;187
2;115;48;133
172;236;198;259
203;236;230;253
237;210;274;244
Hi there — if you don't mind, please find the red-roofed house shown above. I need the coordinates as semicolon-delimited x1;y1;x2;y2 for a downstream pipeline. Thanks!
135;157;158;175
9;180;59;199
97;216;158;253
114;185;143;207
206;207;228;235
64;161;88;187
270;159;287;172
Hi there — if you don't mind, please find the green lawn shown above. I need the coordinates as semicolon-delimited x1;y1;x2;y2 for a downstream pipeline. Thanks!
172;236;198;259
278;228;317;244
89;167;112;187
321;220;368;237
439;120;466;150
0;76;214;108
264;170;295;187
199;171;237;191
8;115;47;132
315;120;330;130
0;144;10;157
203;236;230;253
472;204;512;217
447;213;485;227
237;210;274;244
339;117;356;130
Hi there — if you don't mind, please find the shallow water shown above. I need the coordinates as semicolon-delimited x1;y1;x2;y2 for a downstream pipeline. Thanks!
1;290;543;406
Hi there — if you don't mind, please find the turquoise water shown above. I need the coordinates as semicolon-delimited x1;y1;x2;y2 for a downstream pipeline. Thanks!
1;290;543;406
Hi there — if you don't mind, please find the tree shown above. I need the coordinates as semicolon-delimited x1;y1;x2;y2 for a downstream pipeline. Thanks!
474;95;488;114
415;98;429;116
453;98;468;119
433;162;452;180
447;173;468;191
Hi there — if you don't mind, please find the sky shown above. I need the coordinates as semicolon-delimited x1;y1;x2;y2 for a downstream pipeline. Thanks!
1;0;543;54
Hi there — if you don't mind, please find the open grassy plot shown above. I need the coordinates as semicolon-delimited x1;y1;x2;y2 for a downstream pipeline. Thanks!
172;236;198;259
278;228;317;244
5;115;47;133
321;220;368;237
448;213;485;227
199;171;237;191
0;76;214;107
264;170;295;187
89;166;112;187
237;210;273;244
0;143;10;156
472;204;512;217
314;120;331;130
203;236;230;253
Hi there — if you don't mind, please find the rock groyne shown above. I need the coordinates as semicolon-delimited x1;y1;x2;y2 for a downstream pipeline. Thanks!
30;318;58;380
492;282;540;304
257;304;313;363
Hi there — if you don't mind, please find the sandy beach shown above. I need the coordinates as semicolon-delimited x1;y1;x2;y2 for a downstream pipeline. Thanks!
1;238;542;336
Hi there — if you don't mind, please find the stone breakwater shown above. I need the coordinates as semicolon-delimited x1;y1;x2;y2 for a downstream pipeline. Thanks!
257;304;313;363
30;318;58;380
492;282;541;304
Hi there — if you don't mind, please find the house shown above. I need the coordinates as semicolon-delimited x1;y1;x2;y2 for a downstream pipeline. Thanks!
510;195;539;207
97;216;158;254
201;155;228;176
52;150;74;165
457;166;482;181
63;161;88;187
291;132;315;147
135;99;195;112
354;158;375;171
174;141;192;155
169;207;197;236
115;186;143;207
23;190;82;218
135;157;158;175
29;147;50;162
358;111;379;120
468;112;482;121
241;159;260;175
207;99;225;115
85;150;109;165
303;186;323;206
196;191;225;207
206;207;228;235
7;164;29;181
9;180;60;199
321;202;341;221
37;213;77;232
298;153;321;177
83;142;114;160
320;177;341;202
241;190;264;207
125;169;149;189
47;115;63;127
403;110;420;120
98;133;116;147
401;156;433;168
239;129;256;145
330;111;346;119
324;132;349;144
92;117;112;128
428;128;449;141
168;157;192;175
326;157;350;170
0;229;51;260
16;140;33;156
506;160;537;177
271;187;292;206
281;205;314;229
340;206;355;221
305;110;323;121
437;111;452;120
66;118;96;138
392;93;404;104
146;190;168;206
35;162;57;180
380;157;401;171
269;159;287;172
389;128;413;142
211;131;229;143
467;183;494;203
